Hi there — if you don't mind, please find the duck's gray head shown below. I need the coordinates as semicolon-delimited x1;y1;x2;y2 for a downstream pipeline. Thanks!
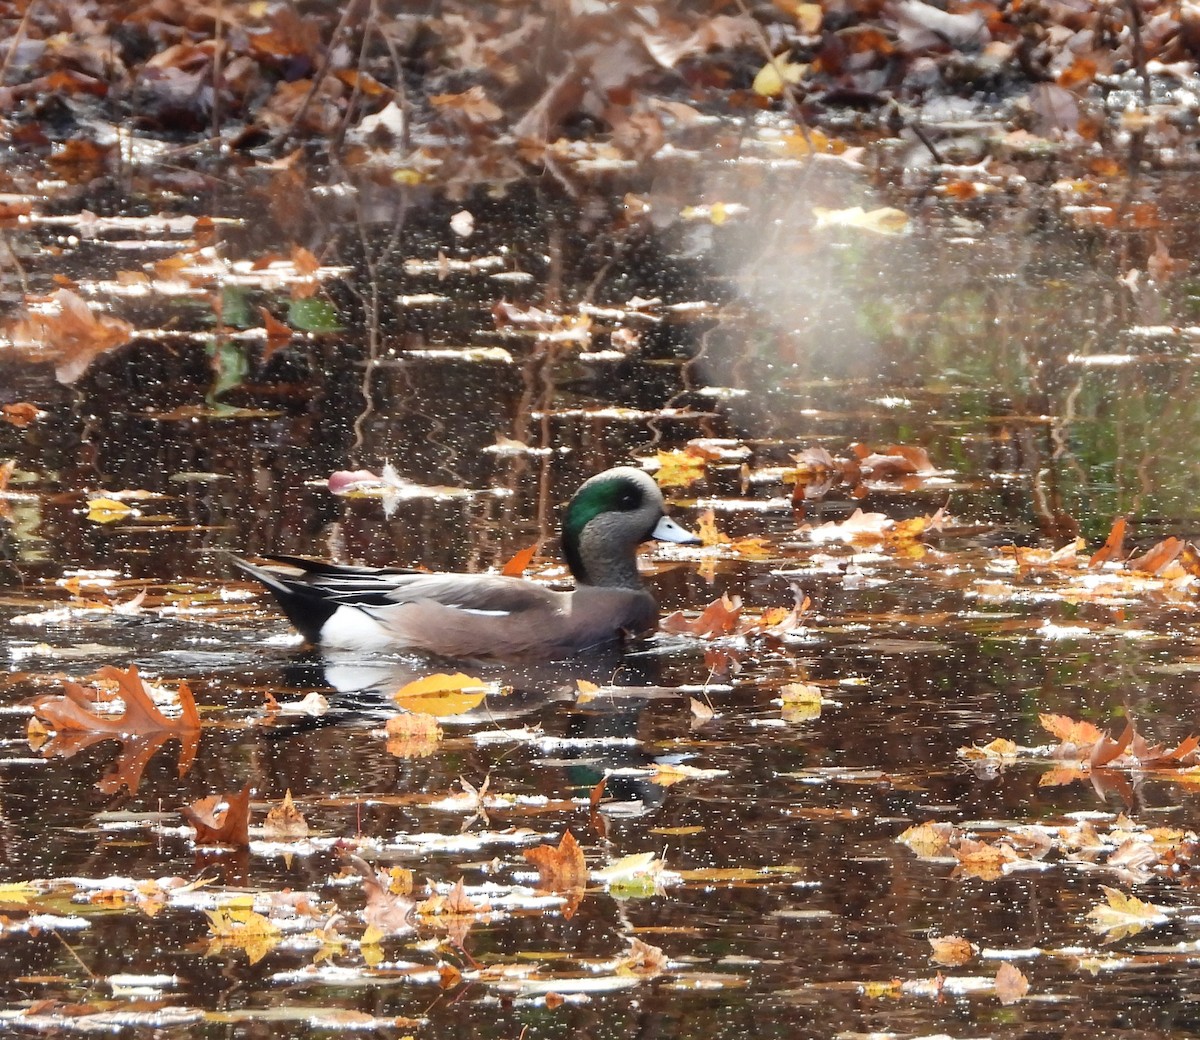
562;467;698;589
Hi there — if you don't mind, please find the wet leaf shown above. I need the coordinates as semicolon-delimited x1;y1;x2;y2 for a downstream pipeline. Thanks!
263;790;308;841
653;449;707;488
349;855;414;935
180;784;252;847
928;935;977;967
523;830;587;892
813;206;909;235
286;297;342;332
660;594;743;637
5;288;134;384
994;961;1029;1005
393;672;494;716
206;905;282;964
384;712;443;758
1086;886;1169;941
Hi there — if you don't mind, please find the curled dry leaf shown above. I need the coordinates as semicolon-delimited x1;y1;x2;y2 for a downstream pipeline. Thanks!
616;937;668;977
180;783;252;847
263;789;308;841
349;855;414;935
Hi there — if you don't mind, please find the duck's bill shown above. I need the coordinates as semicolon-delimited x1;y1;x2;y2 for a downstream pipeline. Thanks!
651;514;702;545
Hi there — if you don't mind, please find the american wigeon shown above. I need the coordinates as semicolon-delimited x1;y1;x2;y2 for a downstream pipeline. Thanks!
234;467;699;658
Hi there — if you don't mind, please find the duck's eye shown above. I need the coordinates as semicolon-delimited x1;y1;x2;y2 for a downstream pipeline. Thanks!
616;488;639;510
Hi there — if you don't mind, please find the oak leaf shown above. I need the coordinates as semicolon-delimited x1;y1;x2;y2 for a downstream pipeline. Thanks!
30;665;200;738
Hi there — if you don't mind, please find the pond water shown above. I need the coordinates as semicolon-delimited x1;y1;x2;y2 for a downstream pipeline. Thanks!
4;137;1200;1038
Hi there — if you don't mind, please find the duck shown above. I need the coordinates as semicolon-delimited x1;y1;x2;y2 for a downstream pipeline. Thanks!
233;466;700;659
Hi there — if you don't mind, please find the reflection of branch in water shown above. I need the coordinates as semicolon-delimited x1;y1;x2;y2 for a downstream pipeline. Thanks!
348;194;409;461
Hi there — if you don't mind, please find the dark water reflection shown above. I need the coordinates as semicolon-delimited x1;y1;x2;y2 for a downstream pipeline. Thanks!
4;155;1200;1036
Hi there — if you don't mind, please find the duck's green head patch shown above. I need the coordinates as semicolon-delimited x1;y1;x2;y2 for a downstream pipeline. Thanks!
562;475;646;580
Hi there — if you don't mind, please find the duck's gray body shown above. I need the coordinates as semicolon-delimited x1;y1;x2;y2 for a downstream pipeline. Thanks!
234;467;698;660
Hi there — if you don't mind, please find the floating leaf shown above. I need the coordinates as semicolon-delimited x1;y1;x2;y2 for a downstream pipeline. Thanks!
287;297;342;332
393;672;493;716
523;831;587;892
1085;885;1169;941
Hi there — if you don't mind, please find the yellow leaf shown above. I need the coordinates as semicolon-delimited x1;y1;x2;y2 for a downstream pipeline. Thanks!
1086;885;1169;941
753;56;807;97
653;449;706;488
0;882;35;905
86;496;133;524
393;672;495;716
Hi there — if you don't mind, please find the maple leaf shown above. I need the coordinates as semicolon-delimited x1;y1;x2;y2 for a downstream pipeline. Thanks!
206;906;282;965
393;673;493;717
653;448;707;488
896;820;958;856
180;783;252;847
523;830;587;892
1039;713;1104;747
1085;885;1168;941
951;837;1020;880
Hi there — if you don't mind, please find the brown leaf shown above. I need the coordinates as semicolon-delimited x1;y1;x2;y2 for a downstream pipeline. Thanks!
349;855;414;934
616;937;667;976
928;934;976;967
1;403;40;428
263;789;308;840
1089;720;1134;768
258;307;293;362
523;830;587;892
994;961;1029;1004
180;783;251;847
5;289;134;384
30;665;201;737
660;593;743;637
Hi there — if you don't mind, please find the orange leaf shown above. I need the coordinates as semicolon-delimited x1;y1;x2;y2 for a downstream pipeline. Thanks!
180;783;251;847
659;593;743;637
1038;713;1103;746
30;665;200;736
500;543;537;576
994;961;1029;1004
523;830;587;892
1088;517;1127;567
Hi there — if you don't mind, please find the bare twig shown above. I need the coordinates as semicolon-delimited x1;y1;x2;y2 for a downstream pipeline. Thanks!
0;0;36;88
1124;0;1151;106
